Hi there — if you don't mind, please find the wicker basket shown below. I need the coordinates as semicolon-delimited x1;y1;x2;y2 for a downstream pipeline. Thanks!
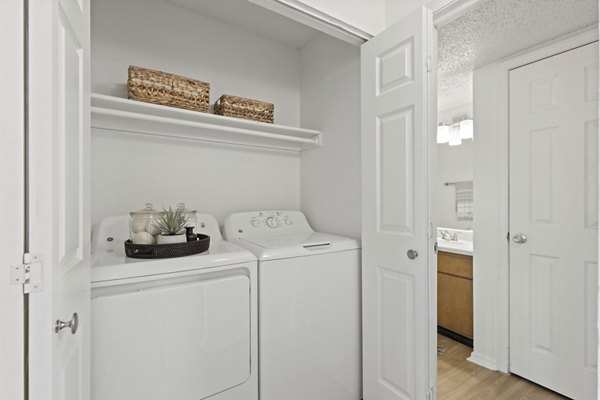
214;94;274;123
128;66;210;112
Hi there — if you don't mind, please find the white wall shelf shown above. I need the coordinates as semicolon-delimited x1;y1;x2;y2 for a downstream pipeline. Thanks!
91;94;321;152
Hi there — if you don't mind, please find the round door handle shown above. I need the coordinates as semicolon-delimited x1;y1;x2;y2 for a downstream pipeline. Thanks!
407;249;418;260
512;233;528;244
55;312;79;335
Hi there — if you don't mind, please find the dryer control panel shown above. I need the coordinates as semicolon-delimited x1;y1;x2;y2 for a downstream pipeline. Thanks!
223;211;314;239
250;212;293;229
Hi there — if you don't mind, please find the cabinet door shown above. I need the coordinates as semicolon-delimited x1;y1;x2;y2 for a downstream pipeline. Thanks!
437;273;473;339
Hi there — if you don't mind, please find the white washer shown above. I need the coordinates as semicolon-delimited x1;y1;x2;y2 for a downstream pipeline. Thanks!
223;211;361;400
91;214;258;400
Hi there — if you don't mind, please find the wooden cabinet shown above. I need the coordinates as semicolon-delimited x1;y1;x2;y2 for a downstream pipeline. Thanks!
437;251;473;340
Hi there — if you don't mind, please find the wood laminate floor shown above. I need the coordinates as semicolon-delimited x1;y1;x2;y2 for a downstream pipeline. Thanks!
437;335;569;400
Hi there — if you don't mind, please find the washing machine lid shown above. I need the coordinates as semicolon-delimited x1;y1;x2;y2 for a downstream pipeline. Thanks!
237;232;359;260
91;215;256;284
223;211;360;260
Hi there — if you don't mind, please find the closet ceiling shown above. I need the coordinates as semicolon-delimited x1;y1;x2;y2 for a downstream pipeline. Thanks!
438;0;598;111
166;0;318;48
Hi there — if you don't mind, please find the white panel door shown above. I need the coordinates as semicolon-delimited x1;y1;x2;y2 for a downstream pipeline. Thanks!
509;42;598;400
28;0;91;399
361;7;436;400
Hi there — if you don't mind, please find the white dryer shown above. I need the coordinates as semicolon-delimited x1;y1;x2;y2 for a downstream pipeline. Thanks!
91;214;258;400
223;211;361;400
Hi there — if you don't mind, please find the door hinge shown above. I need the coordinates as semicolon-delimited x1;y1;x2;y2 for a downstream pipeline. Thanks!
11;253;43;294
426;55;432;73
434;241;438;254
427;387;435;400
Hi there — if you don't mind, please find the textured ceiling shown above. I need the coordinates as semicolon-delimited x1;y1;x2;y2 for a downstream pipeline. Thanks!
438;0;598;111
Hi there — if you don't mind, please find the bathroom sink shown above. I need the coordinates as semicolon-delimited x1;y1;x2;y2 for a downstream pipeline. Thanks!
436;228;474;256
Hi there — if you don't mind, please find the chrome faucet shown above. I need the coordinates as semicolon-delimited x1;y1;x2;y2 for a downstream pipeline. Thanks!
440;230;458;241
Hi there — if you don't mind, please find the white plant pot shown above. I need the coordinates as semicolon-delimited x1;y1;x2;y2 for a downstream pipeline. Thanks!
157;234;187;244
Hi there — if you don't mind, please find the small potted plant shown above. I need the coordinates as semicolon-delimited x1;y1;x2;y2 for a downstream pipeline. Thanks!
153;206;188;244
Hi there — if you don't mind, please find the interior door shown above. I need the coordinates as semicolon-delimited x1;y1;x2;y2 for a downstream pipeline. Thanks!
509;41;599;400
28;0;91;399
361;7;436;400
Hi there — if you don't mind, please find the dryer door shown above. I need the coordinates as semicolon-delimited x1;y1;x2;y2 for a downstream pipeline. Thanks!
92;271;251;400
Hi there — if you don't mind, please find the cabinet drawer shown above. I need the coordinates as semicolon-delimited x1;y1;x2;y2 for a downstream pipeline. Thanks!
437;251;473;280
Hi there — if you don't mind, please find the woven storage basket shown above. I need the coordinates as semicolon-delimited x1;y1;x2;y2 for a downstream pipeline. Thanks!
214;94;274;123
128;66;210;112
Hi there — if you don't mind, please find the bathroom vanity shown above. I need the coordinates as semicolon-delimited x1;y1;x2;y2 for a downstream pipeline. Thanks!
438;251;473;341
437;229;474;345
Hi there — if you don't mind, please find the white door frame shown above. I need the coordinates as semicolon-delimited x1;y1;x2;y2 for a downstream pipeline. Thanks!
0;1;25;399
471;28;599;373
429;0;486;26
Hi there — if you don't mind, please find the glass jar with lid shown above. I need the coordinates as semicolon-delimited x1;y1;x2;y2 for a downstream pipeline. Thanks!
177;203;197;233
129;203;161;244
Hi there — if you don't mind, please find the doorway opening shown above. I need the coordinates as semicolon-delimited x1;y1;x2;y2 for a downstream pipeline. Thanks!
433;0;598;398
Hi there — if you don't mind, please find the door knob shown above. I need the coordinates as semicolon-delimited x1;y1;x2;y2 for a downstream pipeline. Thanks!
407;249;418;260
55;312;79;334
512;233;528;244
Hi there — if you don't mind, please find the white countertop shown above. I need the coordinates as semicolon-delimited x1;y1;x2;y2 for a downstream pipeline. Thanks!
437;239;473;256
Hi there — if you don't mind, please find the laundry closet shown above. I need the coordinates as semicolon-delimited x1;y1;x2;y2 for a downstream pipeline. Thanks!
88;1;364;399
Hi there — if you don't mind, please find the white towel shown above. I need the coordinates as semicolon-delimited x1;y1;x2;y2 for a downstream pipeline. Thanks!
455;181;473;221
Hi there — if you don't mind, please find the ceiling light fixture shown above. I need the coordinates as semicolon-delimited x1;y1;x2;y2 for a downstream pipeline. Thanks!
437;116;473;146
449;124;462;146
437;125;450;144
460;119;473;139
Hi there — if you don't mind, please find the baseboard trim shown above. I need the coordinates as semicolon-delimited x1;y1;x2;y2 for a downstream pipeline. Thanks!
467;351;498;371
437;326;473;348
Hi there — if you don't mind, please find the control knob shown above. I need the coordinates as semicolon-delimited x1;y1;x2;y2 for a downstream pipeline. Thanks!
266;216;279;228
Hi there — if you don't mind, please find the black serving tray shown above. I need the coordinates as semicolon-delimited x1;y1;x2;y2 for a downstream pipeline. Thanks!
124;234;210;259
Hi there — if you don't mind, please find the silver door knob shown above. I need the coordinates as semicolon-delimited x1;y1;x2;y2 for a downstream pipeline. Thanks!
512;233;528;244
407;249;418;260
55;312;79;334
